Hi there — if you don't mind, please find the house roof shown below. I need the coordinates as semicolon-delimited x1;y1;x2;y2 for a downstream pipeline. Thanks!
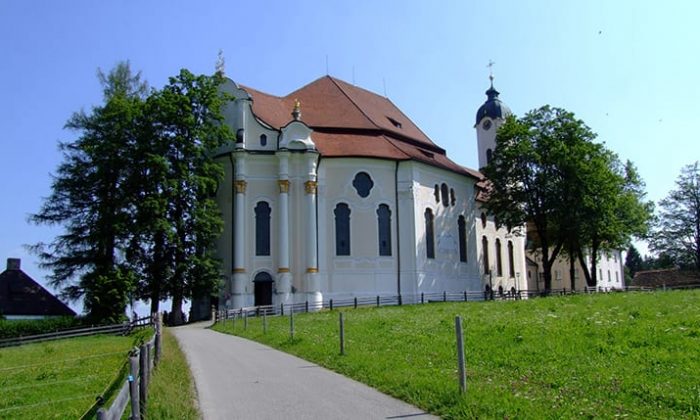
0;266;76;317
239;76;478;178
632;269;700;288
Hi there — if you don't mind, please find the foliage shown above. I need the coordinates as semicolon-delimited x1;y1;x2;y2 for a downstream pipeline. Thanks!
0;333;141;418
650;161;700;270
484;106;596;289
146;328;199;419
126;69;233;323
0;317;82;339
625;244;644;280
214;292;700;419
484;106;651;290
32;63;233;324
30;62;147;322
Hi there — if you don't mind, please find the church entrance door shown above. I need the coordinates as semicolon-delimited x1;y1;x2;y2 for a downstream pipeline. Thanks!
253;272;274;306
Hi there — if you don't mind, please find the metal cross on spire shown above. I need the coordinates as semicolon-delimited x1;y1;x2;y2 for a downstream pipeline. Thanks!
487;60;495;86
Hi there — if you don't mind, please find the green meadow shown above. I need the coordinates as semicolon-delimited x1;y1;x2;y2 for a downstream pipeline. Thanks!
213;291;700;419
0;332;149;419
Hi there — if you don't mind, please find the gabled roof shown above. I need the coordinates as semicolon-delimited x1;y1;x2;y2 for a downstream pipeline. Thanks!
239;76;478;178
0;268;76;317
632;269;700;288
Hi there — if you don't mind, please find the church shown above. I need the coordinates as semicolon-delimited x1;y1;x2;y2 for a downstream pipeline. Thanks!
207;73;623;312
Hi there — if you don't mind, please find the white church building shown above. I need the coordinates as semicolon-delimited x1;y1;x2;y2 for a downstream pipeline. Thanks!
205;74;622;313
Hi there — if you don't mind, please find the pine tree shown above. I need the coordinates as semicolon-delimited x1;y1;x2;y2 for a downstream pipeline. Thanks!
31;62;147;322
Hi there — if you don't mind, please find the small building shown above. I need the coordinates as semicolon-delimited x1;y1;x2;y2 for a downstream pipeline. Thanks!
0;258;76;320
632;269;700;289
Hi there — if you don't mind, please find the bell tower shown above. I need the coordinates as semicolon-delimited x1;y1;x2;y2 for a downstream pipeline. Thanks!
475;62;511;170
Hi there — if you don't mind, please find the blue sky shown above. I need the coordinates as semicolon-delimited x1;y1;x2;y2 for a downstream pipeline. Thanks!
1;1;698;311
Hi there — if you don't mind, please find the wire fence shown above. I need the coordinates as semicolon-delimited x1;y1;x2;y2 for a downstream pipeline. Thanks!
0;315;153;348
215;283;700;322
0;315;161;419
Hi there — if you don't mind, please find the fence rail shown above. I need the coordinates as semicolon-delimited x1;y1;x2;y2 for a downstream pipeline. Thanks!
93;313;163;420
0;316;153;348
215;283;700;323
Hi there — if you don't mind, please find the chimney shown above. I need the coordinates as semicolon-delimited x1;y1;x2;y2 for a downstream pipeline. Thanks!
7;258;20;271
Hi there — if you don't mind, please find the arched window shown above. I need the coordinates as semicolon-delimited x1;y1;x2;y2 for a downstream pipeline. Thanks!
450;188;456;206
458;215;467;262
260;134;267;146
441;183;449;207
255;201;271;256
377;204;392;256
481;212;487;229
334;203;351;256
508;240;515;278
496;239;503;276
486;148;493;164
352;172;374;198
434;185;440;203
425;208;435;259
482;236;489;274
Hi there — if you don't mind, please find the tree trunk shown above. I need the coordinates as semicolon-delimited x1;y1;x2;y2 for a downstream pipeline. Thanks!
590;238;600;288
569;251;576;291
170;290;184;326
577;248;594;287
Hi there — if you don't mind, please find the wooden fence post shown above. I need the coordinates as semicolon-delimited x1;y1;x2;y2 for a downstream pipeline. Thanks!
421;292;424;304
129;348;141;419
455;316;466;394
330;299;334;311
263;312;267;334
398;294;402;306
155;313;163;366
305;301;309;313
444;291;447;302
464;291;467;301
354;297;358;309
289;308;295;340
339;312;345;355
376;296;380;307
280;303;284;316
244;311;248;330
139;343;149;413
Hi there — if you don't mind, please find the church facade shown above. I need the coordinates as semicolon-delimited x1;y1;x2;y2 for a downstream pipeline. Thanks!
210;75;527;310
208;74;622;312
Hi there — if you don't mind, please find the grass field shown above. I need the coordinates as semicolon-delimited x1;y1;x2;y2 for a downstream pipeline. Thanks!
0;331;150;419
213;291;700;419
146;327;200;419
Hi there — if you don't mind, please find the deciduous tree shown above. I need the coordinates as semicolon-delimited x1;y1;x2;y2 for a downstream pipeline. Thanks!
650;162;700;270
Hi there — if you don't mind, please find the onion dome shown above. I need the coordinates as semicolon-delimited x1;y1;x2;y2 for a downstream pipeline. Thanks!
475;80;512;125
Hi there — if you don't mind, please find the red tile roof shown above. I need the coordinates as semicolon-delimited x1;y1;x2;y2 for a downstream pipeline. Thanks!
239;76;477;178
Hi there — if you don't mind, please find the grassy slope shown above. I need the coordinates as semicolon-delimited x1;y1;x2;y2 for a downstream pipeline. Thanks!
0;333;146;419
146;328;200;419
213;291;700;419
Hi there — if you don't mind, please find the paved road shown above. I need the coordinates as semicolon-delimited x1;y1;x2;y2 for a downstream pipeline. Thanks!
171;322;437;420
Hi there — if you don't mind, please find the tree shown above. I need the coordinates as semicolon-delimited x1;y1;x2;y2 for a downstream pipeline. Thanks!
650;162;700;270
133;69;233;324
625;245;644;277
484;105;652;291
31;62;147;322
484;106;597;291
574;158;652;287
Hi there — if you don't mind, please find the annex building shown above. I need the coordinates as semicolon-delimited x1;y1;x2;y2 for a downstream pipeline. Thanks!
205;74;623;313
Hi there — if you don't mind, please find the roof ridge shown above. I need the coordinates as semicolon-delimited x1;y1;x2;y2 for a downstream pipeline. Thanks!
328;76;382;131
